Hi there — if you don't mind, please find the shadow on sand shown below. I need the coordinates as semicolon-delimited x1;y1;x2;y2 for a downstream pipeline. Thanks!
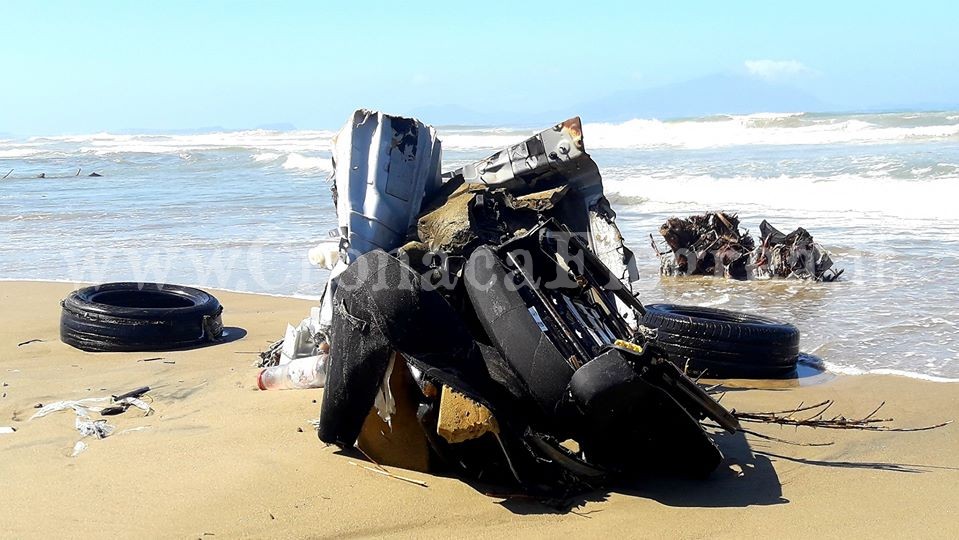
496;422;956;515
497;430;786;515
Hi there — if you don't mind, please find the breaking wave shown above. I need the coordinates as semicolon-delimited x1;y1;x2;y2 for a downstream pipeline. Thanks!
282;153;332;172
14;129;335;157
823;361;959;383
438;111;959;150
603;173;959;221
5;111;957;159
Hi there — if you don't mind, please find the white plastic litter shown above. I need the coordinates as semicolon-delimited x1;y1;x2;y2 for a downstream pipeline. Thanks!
76;417;114;439
30;393;153;452
280;324;298;365
71;441;87;457
279;309;327;366
258;354;329;390
286;354;328;388
373;355;397;427
30;395;152;420
118;397;152;414
30;396;112;420
307;306;323;335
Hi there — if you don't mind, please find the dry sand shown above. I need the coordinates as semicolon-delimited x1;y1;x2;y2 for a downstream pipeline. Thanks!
1;280;957;539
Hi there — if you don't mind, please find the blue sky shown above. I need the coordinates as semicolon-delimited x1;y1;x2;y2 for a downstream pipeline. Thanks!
2;0;957;135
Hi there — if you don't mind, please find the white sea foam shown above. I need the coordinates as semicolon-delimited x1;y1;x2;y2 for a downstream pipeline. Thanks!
580;116;959;149
438;112;959;150
0;148;46;158
53;130;338;156
823;361;959;383
282;153;332;172
252;152;282;162
603;173;959;221
6;113;959;158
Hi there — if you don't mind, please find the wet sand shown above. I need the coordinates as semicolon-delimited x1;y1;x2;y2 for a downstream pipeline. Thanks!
1;281;957;538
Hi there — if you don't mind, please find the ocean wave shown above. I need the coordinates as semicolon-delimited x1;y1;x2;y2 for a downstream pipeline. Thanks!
436;112;959;151
6;112;958;158
40;129;337;156
823;361;959;383
603;173;959;220
580;116;959;150
252;152;282;162
282;153;332;172
0;148;47;158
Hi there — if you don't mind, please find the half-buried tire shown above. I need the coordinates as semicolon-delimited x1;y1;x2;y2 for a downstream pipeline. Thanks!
641;304;799;379
60;282;224;352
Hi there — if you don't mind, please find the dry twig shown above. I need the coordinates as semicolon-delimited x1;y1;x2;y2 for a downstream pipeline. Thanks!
732;400;952;432
348;461;428;488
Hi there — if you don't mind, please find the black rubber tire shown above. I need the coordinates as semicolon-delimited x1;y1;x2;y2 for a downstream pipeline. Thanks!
60;282;223;352
640;304;799;379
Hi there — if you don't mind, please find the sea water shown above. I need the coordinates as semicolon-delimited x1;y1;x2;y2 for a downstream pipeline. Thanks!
2;111;958;379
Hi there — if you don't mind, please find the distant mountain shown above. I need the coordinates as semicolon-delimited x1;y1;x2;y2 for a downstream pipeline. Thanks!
409;73;829;127
114;126;228;135
571;73;827;122
254;122;297;131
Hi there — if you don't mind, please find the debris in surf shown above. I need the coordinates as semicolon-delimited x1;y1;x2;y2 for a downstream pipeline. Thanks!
653;212;842;281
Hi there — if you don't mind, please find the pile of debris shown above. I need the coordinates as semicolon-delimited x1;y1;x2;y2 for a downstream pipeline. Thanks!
266;110;873;497
654;212;843;281
255;110;751;497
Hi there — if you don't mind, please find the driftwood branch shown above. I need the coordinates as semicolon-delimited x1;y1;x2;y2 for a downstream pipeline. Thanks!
731;400;952;432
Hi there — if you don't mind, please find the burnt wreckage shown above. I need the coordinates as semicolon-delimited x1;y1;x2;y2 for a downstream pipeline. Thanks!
310;110;802;495
654;212;843;281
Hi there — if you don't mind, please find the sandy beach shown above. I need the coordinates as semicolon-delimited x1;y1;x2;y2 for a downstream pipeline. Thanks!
1;280;957;539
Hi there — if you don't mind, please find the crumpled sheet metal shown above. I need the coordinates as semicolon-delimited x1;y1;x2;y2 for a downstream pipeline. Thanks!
455;118;586;190
437;118;637;283
332;109;443;261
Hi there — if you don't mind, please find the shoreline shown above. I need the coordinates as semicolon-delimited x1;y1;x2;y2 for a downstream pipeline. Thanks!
2;280;958;538
4;277;954;384
0;277;326;302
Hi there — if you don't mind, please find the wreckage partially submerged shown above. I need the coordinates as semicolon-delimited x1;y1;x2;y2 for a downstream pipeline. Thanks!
655;212;843;281
289;111;813;495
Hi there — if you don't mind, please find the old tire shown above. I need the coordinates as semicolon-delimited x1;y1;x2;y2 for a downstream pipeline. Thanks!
641;304;799;378
60;282;223;352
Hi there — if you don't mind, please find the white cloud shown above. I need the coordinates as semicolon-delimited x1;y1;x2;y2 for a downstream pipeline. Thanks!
744;59;813;81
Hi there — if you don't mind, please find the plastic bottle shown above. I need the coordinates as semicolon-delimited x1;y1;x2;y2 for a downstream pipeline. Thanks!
257;354;329;390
